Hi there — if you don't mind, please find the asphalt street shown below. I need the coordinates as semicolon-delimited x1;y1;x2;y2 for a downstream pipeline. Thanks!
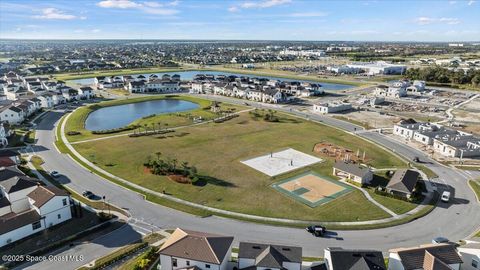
22;98;480;268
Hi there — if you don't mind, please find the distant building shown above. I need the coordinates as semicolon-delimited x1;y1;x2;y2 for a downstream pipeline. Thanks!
313;102;352;114
346;61;407;75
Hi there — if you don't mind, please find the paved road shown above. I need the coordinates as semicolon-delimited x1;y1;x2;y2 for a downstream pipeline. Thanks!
26;99;480;268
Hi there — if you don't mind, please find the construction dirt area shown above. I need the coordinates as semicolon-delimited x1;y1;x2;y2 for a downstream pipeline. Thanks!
337;110;402;128
314;141;372;163
453;97;480;135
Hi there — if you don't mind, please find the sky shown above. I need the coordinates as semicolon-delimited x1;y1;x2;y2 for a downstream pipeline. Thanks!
0;0;479;41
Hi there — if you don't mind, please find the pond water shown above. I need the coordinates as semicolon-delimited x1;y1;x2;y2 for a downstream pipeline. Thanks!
85;99;199;131
71;70;353;91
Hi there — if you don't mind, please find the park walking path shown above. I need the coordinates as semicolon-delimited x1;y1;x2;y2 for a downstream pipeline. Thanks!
70;108;254;145
58;108;435;227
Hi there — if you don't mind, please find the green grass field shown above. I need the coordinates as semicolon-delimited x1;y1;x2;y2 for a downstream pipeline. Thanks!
64;95;245;142
469;180;480;202
70;107;406;221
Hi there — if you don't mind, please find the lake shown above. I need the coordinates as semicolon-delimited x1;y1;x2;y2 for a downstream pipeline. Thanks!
71;70;353;91
85;99;199;131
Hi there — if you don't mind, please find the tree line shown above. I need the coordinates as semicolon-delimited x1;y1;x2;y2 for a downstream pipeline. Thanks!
405;66;480;86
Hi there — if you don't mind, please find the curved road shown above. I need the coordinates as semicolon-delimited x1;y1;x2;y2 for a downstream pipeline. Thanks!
31;101;480;259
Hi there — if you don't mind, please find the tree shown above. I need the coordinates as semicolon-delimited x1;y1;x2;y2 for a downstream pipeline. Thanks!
171;158;178;172
181;161;189;176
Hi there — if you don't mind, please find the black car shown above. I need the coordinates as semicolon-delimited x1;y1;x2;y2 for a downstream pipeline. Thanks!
306;225;326;237
413;156;420;162
82;191;94;199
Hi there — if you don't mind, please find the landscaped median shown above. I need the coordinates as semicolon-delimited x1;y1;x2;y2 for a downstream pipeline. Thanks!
54;96;440;230
469;179;480;202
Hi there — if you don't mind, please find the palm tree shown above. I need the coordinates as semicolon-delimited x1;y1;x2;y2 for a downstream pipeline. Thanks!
172;158;178;173
143;124;148;134
155;152;162;161
181;161;189;176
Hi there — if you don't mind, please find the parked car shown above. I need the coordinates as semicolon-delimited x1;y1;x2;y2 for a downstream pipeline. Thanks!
432;236;449;244
441;191;451;202
413;156;420;162
50;171;61;178
82;190;95;199
306;225;326;237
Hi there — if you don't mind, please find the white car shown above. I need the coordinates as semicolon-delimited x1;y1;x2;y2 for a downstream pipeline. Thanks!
441;191;451;202
50;171;61;178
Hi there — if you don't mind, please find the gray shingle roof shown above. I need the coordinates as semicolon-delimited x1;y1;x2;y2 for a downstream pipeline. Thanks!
238;242;302;269
386;169;420;194
333;161;371;178
327;248;386;270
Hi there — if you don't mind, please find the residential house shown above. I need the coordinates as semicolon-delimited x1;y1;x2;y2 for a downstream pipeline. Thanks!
159;228;234;270
38;93;54;108
313;102;352;114
0;106;24;125
386;169;420;198
0;183;72;247
458;239;480;270
388;243;463;270
238;242;302;270
333;160;373;185
324;247;386;270
78;87;94;99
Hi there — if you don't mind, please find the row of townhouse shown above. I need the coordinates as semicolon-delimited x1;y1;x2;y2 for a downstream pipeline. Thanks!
159;228;478;270
1;71;94;103
95;73;181;92
393;122;480;158
0;87;94;125
190;74;323;99
0;150;72;248
374;80;426;98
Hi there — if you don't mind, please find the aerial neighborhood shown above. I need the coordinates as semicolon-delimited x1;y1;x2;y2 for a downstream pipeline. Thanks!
1;1;480;269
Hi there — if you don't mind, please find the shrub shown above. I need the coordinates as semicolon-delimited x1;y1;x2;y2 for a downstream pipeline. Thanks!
67;131;81;136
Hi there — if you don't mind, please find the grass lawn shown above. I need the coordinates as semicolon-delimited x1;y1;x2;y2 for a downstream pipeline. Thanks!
25;130;36;144
457;165;480;171
7;128;27;147
72;111;406;221
469;180;480;202
64;95;245;142
414;163;438;179
366;188;418;215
